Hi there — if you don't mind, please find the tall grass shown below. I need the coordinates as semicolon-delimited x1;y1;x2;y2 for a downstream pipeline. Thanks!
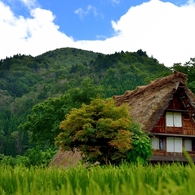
0;163;194;195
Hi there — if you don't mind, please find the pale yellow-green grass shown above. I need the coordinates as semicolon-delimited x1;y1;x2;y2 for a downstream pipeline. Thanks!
0;163;194;195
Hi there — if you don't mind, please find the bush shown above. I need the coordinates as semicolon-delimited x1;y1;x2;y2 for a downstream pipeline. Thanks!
0;147;57;167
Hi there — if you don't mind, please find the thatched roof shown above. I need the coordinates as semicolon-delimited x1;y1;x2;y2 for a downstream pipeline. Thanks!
49;148;82;168
113;71;195;132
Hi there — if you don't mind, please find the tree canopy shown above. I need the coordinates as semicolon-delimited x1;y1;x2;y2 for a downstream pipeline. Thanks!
19;78;103;146
172;58;195;94
55;98;152;165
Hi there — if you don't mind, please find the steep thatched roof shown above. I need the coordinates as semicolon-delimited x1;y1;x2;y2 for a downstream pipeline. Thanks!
113;71;195;132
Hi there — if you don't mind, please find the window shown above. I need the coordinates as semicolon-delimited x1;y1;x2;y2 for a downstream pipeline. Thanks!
184;139;192;151
159;138;165;150
166;112;182;127
151;137;159;149
151;137;165;150
167;137;182;152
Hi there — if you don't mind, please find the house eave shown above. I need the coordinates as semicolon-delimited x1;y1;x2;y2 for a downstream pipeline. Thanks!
150;155;195;162
152;133;195;138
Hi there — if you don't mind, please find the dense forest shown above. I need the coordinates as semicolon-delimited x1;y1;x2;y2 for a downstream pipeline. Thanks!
0;47;194;159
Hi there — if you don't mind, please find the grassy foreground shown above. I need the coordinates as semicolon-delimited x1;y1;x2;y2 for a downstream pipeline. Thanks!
0;163;195;195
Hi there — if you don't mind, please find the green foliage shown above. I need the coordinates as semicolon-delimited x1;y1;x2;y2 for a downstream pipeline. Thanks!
0;147;57;167
20;78;103;146
137;49;148;57
67;77;104;107
0;107;30;156
89;50;169;97
24;147;57;166
56;98;151;165
0;163;195;195
0;154;30;167
20;94;71;146
127;123;152;163
1;47;194;157
172;58;195;94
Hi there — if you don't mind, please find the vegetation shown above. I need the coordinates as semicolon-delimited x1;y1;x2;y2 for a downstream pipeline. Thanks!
0;47;195;165
19;78;103;146
0;147;57;167
0;163;195;195
0;48;195;195
172;58;195;94
56;98;152;165
0;48;171;157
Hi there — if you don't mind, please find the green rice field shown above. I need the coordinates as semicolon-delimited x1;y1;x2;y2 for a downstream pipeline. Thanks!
0;162;195;195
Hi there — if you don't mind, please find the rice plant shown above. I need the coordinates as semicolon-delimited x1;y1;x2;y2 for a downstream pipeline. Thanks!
0;162;194;195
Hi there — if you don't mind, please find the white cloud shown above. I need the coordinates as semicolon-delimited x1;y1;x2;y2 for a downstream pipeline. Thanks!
0;0;195;67
0;1;74;59
74;5;97;19
76;0;195;66
187;0;195;5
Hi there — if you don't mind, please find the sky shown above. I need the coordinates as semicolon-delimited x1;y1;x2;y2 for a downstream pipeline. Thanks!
0;0;195;67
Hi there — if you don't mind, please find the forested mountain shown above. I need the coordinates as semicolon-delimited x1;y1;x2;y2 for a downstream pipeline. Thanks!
0;47;193;156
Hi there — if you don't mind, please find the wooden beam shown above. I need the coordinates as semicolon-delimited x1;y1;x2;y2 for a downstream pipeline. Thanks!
152;133;195;138
150;155;195;162
166;109;193;113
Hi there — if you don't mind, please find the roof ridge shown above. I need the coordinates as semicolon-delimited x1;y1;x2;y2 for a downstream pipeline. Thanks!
113;71;187;103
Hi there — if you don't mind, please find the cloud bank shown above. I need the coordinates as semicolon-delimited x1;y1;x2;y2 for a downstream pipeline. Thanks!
0;0;195;67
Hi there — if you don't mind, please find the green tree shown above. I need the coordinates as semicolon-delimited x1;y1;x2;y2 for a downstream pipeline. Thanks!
55;98;152;165
127;123;152;164
19;94;73;146
172;58;195;94
68;77;104;107
24;146;57;167
20;78;103;146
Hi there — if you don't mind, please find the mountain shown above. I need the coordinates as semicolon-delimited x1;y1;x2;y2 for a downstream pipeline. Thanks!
0;47;172;156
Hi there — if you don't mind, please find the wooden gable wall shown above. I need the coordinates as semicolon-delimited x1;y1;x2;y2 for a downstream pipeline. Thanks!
151;88;195;136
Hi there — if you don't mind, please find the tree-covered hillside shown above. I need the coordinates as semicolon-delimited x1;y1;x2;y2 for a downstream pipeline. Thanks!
0;47;193;157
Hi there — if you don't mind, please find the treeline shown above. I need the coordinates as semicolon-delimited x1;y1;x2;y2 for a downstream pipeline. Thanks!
0;47;194;158
172;58;195;94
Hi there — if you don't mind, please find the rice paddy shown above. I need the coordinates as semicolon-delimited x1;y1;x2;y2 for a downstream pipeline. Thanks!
0;162;195;195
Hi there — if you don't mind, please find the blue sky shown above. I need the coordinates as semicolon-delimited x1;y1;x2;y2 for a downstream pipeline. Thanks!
0;0;195;66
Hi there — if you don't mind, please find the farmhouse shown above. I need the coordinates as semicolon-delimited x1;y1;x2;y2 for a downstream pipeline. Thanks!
113;71;195;162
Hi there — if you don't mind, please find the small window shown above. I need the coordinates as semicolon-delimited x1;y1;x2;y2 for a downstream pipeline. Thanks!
159;138;165;150
184;139;192;151
166;112;182;127
151;137;159;149
151;137;165;150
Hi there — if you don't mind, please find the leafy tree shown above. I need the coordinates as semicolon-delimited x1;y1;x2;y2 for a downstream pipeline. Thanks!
127;123;152;164
20;78;103;146
24;146;57;167
172;58;195;94
0;147;56;167
55;98;152;165
19;94;72;146
0;154;30;167
68;77;104;107
136;49;148;57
